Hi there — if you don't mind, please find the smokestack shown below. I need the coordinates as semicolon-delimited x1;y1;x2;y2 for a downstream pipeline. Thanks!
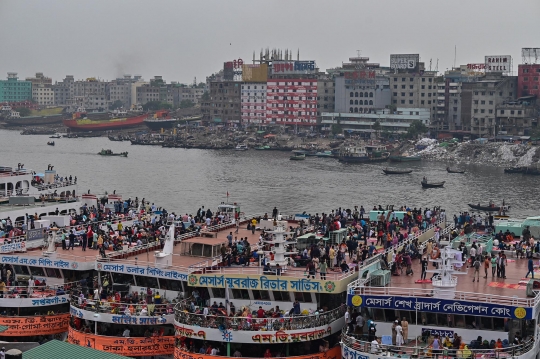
297;48;299;61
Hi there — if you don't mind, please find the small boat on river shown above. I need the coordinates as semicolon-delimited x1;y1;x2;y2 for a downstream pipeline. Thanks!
468;203;502;212
47;141;55;146
421;178;445;188
98;149;128;157
447;167;465;174
383;168;412;175
504;167;524;174
235;144;248;151
290;151;306;160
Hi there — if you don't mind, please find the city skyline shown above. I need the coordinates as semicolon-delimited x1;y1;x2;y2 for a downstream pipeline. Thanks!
1;0;539;83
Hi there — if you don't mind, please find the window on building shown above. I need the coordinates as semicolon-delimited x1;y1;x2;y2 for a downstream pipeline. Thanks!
499;92;503;96
409;100;413;104
349;107;353;113
509;92;513;97
422;78;426;82
402;78;406;82
524;77;529;82
489;109;493;114
369;100;373;105
421;100;425;105
393;100;397;104
401;85;405;89
350;100;353;104
474;109;478;113
394;78;398;81
481;109;485;113
354;92;358;97
409;85;413;89
428;100;431;104
429;78;432;82
359;100;363;105
481;100;485;104
354;107;358;113
409;92;413;96
354;100;358;105
474;91;479;95
401;100;405;104
393;92;397;96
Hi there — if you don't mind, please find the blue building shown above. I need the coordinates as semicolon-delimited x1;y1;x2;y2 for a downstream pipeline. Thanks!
0;72;32;103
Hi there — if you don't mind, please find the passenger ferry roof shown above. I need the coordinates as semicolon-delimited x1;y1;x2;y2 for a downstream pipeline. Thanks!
23;339;128;359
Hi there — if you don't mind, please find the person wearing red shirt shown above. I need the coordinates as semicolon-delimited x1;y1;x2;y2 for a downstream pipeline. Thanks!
257;306;265;318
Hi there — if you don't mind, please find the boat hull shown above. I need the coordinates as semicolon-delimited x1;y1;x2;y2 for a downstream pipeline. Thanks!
383;169;412;175
447;169;465;173
421;181;445;188
63;114;146;131
3;114;64;126
144;118;178;130
468;204;501;212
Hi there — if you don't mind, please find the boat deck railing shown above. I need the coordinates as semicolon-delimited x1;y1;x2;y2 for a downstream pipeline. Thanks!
174;302;346;331
0;280;79;299
70;295;174;316
341;330;537;358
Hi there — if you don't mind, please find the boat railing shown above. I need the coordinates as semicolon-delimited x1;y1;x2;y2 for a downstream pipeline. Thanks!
174;302;346;331
350;285;537;307
70;295;174;316
0;280;80;299
341;330;537;358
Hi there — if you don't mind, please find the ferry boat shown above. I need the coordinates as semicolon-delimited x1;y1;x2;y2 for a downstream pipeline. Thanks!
341;222;540;359
143;110;179;131
337;145;390;163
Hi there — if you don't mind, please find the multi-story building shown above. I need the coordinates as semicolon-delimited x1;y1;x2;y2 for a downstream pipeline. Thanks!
388;60;437;123
202;81;241;124
517;64;540;98
241;82;267;124
461;74;517;137
52;75;74;106
496;99;537;136
26;73;55;106
177;86;206;104
266;78;317;127
136;85;161;105
69;78;110;111
321;107;430;137
317;77;335;122
109;75;140;108
332;56;390;115
0;73;32;103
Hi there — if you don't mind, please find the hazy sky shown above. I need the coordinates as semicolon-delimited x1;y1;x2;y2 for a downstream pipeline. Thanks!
1;0;539;84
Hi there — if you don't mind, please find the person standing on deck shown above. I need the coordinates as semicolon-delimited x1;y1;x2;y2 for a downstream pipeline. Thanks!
484;256;490;278
472;257;481;282
525;258;535;279
391;320;398;345
401;317;408;343
272;207;278;220
421;257;428;280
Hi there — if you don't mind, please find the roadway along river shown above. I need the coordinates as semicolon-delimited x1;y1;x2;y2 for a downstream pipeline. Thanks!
2;130;539;219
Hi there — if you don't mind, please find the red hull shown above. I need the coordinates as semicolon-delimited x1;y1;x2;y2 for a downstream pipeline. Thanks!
63;114;146;131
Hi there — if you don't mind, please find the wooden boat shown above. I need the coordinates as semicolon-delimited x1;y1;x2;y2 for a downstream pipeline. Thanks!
254;145;271;150
446;167;465;174
235;144;248;151
468;204;501;212
524;167;540;176
98;149;128;157
290;152;306;161
421;181;445;188
504;167;524;174
337;145;390;163
49;134;62;139
47;141;55;146
383;168;412;175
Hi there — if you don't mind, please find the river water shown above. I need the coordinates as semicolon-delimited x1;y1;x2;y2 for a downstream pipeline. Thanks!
2;130;539;219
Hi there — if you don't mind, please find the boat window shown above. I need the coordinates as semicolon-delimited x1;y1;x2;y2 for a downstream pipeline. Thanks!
465;315;479;329
493;317;506;331
425;311;437;325
272;291;290;302
158;278;183;292
44;267;62;278
372;308;385;321
294;292;313;303
13;265;30;275
28;266;45;277
111;272;135;286
480;316;494;330
134;275;158;289
454;315;466;328
232;289;250;300
253;290;271;300
211;287;226;299
384;309;398;322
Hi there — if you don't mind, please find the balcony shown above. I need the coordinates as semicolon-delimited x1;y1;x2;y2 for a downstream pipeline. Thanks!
437;96;445;101
437;89;445;93
174;302;346;342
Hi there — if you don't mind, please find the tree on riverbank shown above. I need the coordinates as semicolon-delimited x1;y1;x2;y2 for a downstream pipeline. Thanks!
405;120;427;139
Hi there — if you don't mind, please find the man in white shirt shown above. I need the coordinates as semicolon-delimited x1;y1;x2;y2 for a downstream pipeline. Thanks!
371;338;380;353
123;328;130;337
27;277;35;295
344;309;352;332
203;306;209;318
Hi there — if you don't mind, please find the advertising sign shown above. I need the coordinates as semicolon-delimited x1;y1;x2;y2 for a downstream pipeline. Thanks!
390;54;419;70
187;273;352;293
347;294;532;320
344;70;376;86
68;327;175;357
242;64;268;82
272;61;316;75
0;241;25;253
0;314;70;336
485;55;512;73
27;228;45;242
